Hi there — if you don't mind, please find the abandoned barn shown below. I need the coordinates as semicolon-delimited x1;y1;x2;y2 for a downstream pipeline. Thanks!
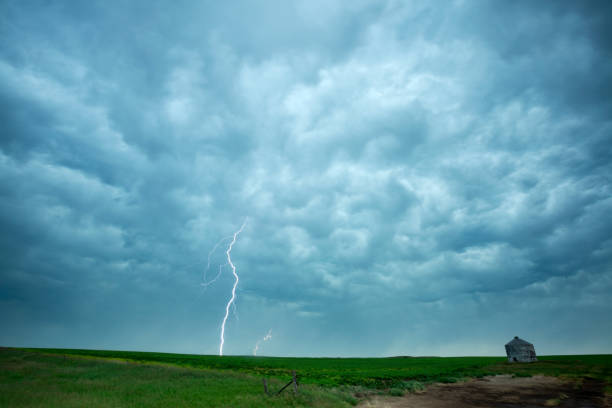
505;336;537;362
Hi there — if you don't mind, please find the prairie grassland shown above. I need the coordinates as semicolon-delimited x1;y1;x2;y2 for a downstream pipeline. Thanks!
0;348;355;408
25;348;612;389
2;347;611;407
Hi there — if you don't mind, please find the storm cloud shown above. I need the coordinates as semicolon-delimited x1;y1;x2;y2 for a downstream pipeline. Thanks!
1;0;611;357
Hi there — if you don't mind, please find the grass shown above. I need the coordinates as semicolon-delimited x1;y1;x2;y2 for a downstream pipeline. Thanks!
26;348;612;389
2;347;611;407
24;348;507;388
0;348;354;408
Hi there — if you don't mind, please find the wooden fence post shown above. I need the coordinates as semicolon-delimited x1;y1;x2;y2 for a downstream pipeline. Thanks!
292;370;298;394
265;371;299;396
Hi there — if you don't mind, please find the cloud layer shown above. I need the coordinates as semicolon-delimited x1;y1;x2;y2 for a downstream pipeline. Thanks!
1;0;611;356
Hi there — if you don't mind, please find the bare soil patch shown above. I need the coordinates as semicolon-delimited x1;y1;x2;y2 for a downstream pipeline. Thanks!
359;375;609;408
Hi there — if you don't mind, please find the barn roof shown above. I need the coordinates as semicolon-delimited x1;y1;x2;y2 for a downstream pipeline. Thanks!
505;336;533;347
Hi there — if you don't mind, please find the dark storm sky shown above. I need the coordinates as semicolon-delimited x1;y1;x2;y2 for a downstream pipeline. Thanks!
1;0;611;356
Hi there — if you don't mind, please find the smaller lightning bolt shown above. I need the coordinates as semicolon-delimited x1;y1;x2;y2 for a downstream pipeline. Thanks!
219;219;247;356
253;329;272;356
201;236;232;288
202;264;225;289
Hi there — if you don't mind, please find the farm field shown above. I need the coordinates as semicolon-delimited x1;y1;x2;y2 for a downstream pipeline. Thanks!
1;347;611;407
0;348;353;408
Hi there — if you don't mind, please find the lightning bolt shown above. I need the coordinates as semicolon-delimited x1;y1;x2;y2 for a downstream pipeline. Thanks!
201;236;232;288
253;329;272;356
219;219;247;356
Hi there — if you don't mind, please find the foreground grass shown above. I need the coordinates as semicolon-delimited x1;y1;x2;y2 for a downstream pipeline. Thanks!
3;347;611;407
25;348;612;390
25;348;507;388
0;348;355;408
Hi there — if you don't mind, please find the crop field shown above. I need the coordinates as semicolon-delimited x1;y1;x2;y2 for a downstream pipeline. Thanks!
1;347;611;407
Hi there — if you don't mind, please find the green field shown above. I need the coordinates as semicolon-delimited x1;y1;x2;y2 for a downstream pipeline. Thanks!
1;347;611;407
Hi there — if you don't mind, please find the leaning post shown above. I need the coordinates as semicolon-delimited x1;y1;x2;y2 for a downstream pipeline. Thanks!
292;370;298;394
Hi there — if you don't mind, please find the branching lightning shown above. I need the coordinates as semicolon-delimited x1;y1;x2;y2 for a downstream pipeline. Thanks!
201;236;232;288
219;219;247;356
253;329;272;356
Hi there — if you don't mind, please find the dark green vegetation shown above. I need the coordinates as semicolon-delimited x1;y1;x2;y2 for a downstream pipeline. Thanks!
0;348;355;408
25;348;612;389
2;347;611;407
30;348;506;388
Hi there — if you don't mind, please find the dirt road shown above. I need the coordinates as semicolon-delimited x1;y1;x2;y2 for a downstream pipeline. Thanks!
359;375;609;408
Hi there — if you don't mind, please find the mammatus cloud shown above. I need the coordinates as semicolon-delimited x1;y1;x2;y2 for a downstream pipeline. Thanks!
1;1;611;356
